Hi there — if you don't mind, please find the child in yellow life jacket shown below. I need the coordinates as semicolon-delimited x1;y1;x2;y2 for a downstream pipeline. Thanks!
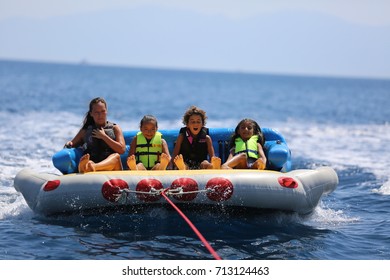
127;115;171;170
221;118;267;170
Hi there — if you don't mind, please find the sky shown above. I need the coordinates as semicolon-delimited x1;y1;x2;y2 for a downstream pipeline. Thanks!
0;0;389;79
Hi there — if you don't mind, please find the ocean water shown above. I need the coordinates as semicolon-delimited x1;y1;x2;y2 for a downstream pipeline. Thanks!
0;60;389;260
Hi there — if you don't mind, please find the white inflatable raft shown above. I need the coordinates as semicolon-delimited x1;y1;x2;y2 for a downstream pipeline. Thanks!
14;167;338;216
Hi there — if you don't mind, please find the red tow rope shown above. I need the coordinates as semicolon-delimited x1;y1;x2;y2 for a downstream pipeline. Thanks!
161;189;222;260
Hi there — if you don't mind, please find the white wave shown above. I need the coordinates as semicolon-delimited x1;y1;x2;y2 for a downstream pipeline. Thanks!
278;120;390;186
303;203;360;228
0;187;31;220
258;201;359;228
372;180;390;195
0;111;79;219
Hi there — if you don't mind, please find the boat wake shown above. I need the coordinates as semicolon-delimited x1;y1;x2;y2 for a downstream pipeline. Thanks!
280;120;390;196
0;188;31;220
372;181;390;195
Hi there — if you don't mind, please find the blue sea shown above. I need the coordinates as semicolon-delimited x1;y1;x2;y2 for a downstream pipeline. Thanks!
1;59;389;260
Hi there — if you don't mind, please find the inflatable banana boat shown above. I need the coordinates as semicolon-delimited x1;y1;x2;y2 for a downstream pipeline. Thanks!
13;128;339;216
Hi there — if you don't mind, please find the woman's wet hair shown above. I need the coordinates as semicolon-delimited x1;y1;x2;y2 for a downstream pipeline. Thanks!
82;97;107;128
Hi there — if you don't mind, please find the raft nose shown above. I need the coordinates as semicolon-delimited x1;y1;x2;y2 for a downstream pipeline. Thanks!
317;166;339;194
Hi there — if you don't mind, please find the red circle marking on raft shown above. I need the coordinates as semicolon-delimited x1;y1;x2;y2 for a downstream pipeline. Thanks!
170;178;199;201
101;179;129;202
206;177;234;201
278;177;298;188
43;180;61;191
136;179;163;202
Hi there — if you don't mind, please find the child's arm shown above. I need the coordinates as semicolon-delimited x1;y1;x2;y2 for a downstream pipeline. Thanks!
161;139;171;160
206;135;215;158
171;133;183;159
168;134;183;169
128;136;137;157
65;128;85;148
257;143;267;165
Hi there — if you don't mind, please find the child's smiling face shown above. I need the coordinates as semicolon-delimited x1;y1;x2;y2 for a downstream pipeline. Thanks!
140;121;157;140
238;121;255;141
187;115;203;136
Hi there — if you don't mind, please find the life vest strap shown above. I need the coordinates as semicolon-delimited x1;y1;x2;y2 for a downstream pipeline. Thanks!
234;149;259;157
136;151;161;156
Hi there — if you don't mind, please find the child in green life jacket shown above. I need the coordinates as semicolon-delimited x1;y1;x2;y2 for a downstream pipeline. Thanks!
221;118;267;170
127;115;171;170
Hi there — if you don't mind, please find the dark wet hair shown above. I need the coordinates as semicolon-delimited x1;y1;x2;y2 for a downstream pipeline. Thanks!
182;105;207;125
82;97;107;129
229;118;264;149
140;115;158;128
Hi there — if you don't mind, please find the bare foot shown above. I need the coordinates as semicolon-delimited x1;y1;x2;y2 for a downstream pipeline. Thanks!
127;155;138;170
78;154;90;173
221;164;232;170
85;161;96;172
158;153;170;170
211;156;221;169
256;159;266;170
174;154;186;170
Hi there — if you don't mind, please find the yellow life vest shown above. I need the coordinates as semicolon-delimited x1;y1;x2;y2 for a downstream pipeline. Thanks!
234;135;259;159
135;131;163;169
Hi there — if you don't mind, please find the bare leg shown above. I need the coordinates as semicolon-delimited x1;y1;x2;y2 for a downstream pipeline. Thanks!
93;153;123;171
174;154;187;170
127;155;138;170
78;154;90;173
221;154;248;169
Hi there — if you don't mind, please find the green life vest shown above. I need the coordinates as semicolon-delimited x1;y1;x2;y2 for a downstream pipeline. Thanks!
135;131;163;170
234;135;259;159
